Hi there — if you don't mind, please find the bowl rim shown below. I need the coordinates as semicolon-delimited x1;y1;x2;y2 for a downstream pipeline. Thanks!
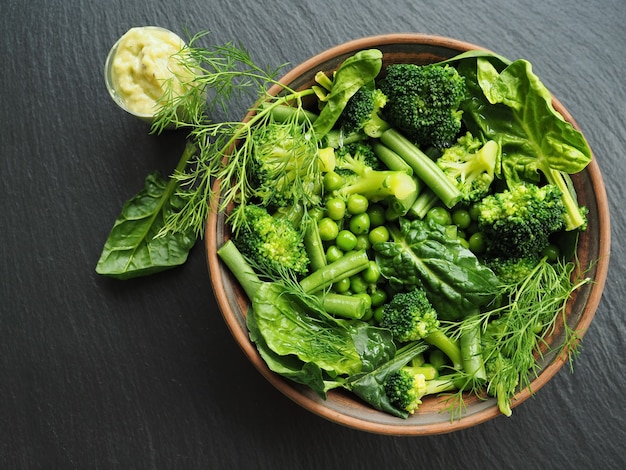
205;33;611;435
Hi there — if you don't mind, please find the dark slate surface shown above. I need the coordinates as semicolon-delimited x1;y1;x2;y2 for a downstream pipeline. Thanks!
1;0;624;468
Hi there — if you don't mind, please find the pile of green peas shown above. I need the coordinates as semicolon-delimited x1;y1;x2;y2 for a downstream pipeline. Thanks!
315;185;394;323
313;186;498;323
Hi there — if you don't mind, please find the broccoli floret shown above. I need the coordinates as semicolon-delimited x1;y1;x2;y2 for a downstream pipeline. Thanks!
436;133;499;204
380;289;463;370
379;63;466;149
384;366;456;415
233;204;310;277
475;183;566;260
334;142;382;174
338;86;390;138
331;144;418;215
250;121;323;210
485;256;542;285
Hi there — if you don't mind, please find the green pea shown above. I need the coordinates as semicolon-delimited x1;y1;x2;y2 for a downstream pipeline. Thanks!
325;244;343;263
468;232;486;254
367;204;386;227
347;194;369;214
361;260;381;284
336;230;358;251
468;204;481;221
452;208;472;229
318;217;339;241
350;275;369;294
323;171;344;192
349;213;370;234
426;206;452;226
333;277;351;293
355;234;371;251
325;197;346;220
368;225;390;245
370;288;388;307
373;306;385;324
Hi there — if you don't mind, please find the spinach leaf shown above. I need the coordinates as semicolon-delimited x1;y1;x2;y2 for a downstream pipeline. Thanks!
344;341;429;419
312;49;383;138
458;57;592;179
96;145;197;279
346;322;396;373
373;218;499;321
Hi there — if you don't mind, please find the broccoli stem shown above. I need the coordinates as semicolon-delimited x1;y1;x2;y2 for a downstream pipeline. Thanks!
324;129;369;149
299;250;370;294
379;129;462;208
406;364;439;380
217;240;263;300
342;170;417;203
316;292;367;319
424;377;458;396
265;103;319;125
424;330;463;371
543;167;586;231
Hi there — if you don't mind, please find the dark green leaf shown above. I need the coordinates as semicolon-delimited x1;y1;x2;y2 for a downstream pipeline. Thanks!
95;172;196;279
345;341;429;418
374;218;499;320
312;49;383;138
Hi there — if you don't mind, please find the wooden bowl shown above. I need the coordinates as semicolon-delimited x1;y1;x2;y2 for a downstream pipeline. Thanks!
205;34;610;435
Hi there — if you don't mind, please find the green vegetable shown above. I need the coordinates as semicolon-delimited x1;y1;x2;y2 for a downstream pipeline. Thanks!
458;57;592;230
232;204;310;278
378;62;466;149
312;49;384;139
484;255;542;284
298;249;370;294
379;129;462;209
475;183;565;260
218;239;396;398
343;341;430;418
95;143;197;279
464;256;591;416
331;143;418;215
384;365;457;415
338;86;390;138
380;289;463;370
373;218;500;321
247;120;323;212
334;141;383;174
436;132;499;204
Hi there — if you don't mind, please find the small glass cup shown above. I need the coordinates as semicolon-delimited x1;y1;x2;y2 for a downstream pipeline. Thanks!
103;26;187;126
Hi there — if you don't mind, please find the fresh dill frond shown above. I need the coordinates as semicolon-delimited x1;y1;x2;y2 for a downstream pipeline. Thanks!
441;255;592;417
148;31;318;239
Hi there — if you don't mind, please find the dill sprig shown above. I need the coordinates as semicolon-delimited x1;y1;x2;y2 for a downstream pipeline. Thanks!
445;255;592;417
150;31;317;239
